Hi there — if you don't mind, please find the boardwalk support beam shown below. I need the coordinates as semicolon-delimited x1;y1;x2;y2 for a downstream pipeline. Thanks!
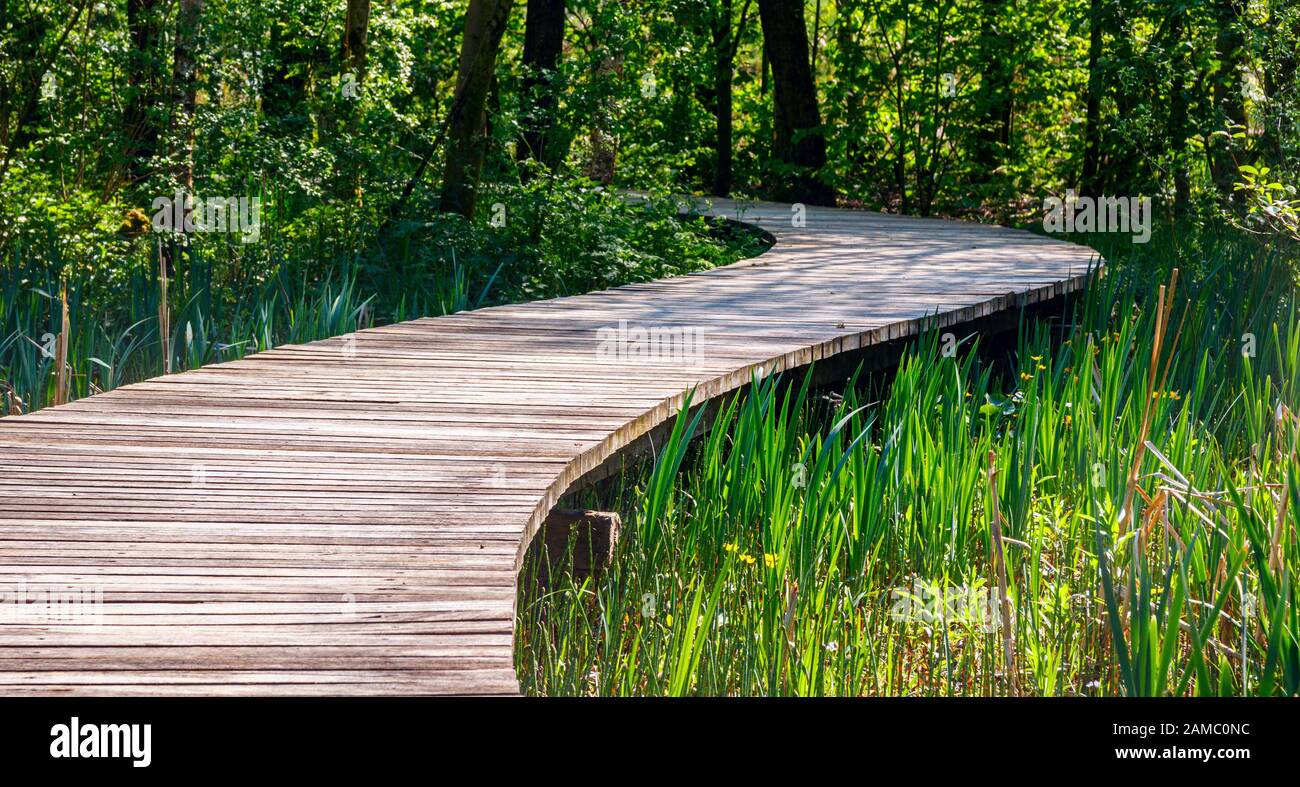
533;509;621;586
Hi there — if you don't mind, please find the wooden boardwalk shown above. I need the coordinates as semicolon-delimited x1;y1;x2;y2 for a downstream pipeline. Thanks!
0;200;1098;695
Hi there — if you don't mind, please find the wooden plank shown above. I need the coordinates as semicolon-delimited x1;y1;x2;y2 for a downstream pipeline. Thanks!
0;198;1098;695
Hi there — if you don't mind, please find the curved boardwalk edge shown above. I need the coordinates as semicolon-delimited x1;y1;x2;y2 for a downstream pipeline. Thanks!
0;200;1099;695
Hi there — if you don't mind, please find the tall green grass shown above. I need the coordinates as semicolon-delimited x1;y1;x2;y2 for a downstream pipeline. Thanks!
516;222;1300;696
0;187;759;414
0;239;391;412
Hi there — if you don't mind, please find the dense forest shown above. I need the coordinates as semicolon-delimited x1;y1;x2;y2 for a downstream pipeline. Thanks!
2;1;1296;282
3;1;1300;698
7;1;1300;213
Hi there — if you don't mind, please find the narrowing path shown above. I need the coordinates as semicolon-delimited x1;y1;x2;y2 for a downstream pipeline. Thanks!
0;199;1098;695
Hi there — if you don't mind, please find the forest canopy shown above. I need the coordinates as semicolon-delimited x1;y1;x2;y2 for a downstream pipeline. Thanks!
2;0;1295;238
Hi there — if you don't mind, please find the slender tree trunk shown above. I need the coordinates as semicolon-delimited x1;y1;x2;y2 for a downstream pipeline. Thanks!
171;0;203;192
441;0;514;218
756;0;834;205
1081;0;1105;196
517;0;565;173
123;0;166;189
342;0;371;83
712;0;735;196
713;51;735;196
710;0;752;197
318;0;369;140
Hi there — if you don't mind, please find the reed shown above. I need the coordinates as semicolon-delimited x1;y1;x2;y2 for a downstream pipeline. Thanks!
1;188;753;416
516;220;1300;696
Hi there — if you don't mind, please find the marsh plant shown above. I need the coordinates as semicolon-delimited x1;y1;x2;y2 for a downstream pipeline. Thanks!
517;221;1300;696
0;186;759;416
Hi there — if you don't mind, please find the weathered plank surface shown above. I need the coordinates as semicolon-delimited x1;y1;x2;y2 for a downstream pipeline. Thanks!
0;199;1098;695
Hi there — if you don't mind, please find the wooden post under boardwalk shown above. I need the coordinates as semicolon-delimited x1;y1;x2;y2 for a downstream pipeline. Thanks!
536;509;621;585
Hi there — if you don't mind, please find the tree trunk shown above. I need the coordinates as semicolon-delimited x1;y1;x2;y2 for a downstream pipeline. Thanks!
342;0;371;83
713;52;734;196
441;0;514;218
171;0;203;192
711;0;752;197
123;0;166;189
516;0;565;172
756;0;834;205
318;0;369;139
712;0;735;196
